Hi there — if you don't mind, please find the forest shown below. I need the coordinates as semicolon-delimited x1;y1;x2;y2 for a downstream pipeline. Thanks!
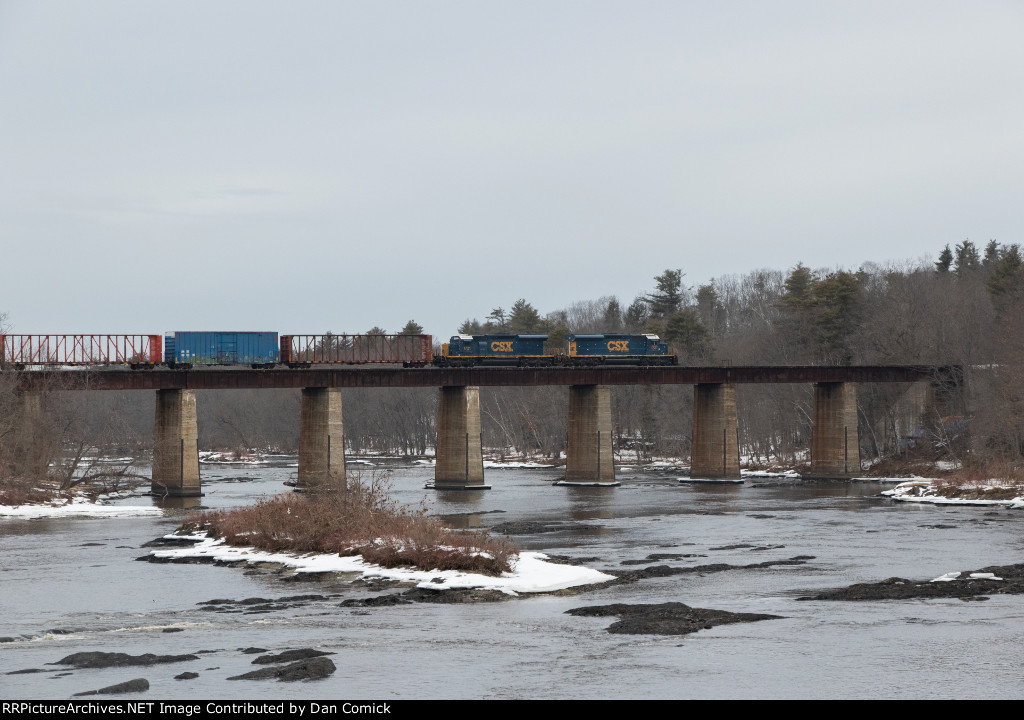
4;238;1024;493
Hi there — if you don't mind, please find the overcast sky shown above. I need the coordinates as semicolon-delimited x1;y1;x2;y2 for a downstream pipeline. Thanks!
2;1;1022;339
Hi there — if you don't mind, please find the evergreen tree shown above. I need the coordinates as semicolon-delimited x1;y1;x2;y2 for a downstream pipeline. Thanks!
623;296;649;332
508;299;542;333
954;240;980;276
399;320;424;335
695;283;725;335
485;308;508;332
457;318;483;335
812;271;861;363
602;298;623;332
645;269;685;319
777;264;816;313
776;264;861;364
983;240;1001;267
987;244;1024;299
664;309;711;362
935;245;953;273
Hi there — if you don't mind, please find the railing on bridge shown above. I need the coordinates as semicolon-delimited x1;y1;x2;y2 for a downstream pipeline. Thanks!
0;334;163;366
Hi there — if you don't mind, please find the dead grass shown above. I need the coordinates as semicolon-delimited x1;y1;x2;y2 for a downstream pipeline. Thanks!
0;475;62;506
0;462;146;506
931;472;1024;500
185;472;518;576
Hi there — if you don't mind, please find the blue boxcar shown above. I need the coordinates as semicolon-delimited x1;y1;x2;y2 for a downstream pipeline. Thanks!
444;334;548;362
164;331;280;366
568;333;672;360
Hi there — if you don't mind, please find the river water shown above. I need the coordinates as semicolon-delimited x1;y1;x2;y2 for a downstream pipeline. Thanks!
2;460;1024;700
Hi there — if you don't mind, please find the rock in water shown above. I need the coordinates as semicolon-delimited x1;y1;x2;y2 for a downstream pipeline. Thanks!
74;678;149;696
567;601;782;635
250;648;333;665
54;652;198;668
228;657;336;682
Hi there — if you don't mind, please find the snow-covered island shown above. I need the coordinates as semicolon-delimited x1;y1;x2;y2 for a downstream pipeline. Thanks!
148;532;615;595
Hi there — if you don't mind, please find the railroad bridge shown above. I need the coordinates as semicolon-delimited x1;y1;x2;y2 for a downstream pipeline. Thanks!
13;365;961;496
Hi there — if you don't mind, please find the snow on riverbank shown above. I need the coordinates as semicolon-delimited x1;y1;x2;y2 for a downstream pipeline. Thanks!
151;533;615;594
0;494;163;519
882;479;1024;508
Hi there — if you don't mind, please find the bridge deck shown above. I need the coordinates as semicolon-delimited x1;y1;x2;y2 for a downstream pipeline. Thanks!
11;365;961;391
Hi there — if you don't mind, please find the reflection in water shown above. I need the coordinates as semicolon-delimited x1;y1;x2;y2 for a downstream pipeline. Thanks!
565;485;617;521
432;488;488;508
436;512;490;530
154;495;205;511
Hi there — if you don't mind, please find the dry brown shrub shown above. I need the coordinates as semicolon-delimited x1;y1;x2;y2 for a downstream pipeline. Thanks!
0;475;63;506
188;471;517;575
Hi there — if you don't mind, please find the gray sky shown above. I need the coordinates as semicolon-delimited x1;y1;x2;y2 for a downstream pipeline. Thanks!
2;1;1022;339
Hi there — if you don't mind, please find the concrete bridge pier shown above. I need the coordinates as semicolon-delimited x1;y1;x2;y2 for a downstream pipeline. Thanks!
297;387;346;491
152;389;201;497
691;383;740;478
10;390;49;479
434;386;486;489
810;382;860;478
565;385;616;484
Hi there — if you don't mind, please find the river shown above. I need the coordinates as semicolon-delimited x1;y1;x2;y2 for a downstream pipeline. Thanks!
2;460;1023;700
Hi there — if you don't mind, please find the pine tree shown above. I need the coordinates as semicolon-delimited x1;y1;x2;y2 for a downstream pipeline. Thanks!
983;240;1001;267
602;298;623;332
954;240;980;276
645;269;685;319
485;308;508;332
623;296;649;332
457;319;483;335
664;309;711;362
987;244;1024;299
508;299;542;333
935;245;953;273
695;283;724;335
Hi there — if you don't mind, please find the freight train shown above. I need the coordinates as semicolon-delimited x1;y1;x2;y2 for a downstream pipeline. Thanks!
0;331;676;369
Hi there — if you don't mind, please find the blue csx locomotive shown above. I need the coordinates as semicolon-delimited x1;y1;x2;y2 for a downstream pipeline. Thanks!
435;333;676;366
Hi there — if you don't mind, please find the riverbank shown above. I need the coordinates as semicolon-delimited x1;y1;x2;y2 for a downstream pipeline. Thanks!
881;478;1024;508
0;488;161;518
